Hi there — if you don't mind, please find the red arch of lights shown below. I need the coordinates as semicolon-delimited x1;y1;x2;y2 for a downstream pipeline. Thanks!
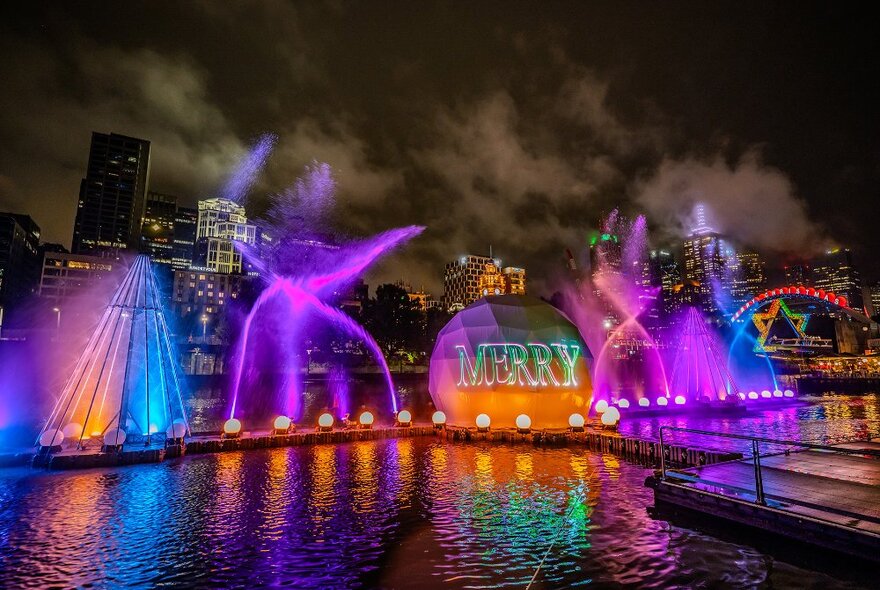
731;286;849;321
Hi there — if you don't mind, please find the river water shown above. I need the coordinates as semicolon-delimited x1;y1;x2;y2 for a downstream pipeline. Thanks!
0;394;876;589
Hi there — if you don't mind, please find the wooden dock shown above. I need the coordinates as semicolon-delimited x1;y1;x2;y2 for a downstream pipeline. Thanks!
648;431;880;563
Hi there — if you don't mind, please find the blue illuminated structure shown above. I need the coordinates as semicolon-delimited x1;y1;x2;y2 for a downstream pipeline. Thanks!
37;255;189;449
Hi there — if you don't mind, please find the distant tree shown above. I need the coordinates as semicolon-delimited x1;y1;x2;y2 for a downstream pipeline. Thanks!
362;284;423;358
423;307;454;355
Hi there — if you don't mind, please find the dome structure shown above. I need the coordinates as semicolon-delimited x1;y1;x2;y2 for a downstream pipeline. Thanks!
429;295;593;428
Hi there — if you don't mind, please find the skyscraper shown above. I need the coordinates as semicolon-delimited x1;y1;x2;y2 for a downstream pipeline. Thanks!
72;132;151;256
682;204;732;314
784;263;811;286
813;248;863;309
641;249;680;316
193;198;256;274
172;206;197;270
444;254;525;311
729;251;767;307
0;213;41;317
141;192;177;266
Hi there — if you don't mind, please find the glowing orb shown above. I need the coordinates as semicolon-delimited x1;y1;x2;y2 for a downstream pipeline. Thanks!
359;411;375;426
62;422;82;439
475;413;491;429
149;424;159;434
166;422;187;439
103;428;127;446
568;413;585;428
432;411;447;425
39;429;64;447
618;399;630;409
223;418;242;435
773;390;783;398
657;397;669;406
674;395;686;405
428;296;593;428
748;391;759;399
783;389;795;398
595;400;609;414
397;410;412;424
515;414;532;430
639;398;650;407
761;390;772;399
601;406;620;426
318;413;334;429
273;415;292;431
738;392;747;400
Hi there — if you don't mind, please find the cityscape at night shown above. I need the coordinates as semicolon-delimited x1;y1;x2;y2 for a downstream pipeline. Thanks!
0;3;878;589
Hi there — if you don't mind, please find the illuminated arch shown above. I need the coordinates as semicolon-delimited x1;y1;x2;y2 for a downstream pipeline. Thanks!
731;286;857;322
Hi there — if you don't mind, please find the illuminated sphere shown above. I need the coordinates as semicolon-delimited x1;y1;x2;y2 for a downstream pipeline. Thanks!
148;424;159;434
515;414;532;430
783;389;795;398
432;410;447;425
397;410;412;424
273;415;292;430
674;395;686;405
104;428;127;446
568;413;585;428
317;413;334;428
748;391;759;400
62;422;82;439
39;429;64;447
773;390;783;398
761;390;772;399
475;413;491;429
428;295;593;428
359;411;375;426
166;422;187;439
657;396;669;406
601;406;620;426
594;399;609;414
618;399;630;409
638;398;650;407
223;418;242;435
738;392;747;400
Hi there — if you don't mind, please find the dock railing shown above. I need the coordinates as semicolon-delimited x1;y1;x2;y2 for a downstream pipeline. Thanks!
658;426;880;514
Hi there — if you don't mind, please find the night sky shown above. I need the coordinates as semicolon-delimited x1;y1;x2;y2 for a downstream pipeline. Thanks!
1;2;877;295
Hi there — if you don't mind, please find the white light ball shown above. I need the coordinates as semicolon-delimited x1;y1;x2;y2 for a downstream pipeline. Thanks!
639;398;650;407
618;399;630;408
569;413;585;428
515;414;532;430
166;422;186;439
432;411;447;425
674;395;686;405
773;390;783;398
273;415;292;430
359;411;375;426
761;390;772;399
783;389;795;398
397;410;412;424
39;429;64;447
223;418;242;435
62;422;82;439
748;391;759;400
738;392;747;400
317;413;334;428
657;397;669;406
601;406;621;426
594;400;609;414
104;428;127;446
475;413;491;429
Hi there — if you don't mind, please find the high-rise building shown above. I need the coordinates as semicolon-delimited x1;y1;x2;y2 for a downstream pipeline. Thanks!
141;192;177;266
813;248;862;310
172;206;197;270
444;254;525;310
729;251;767;307
502;267;526;295
784;263;811;286
193;198;256;274
589;232;622;280
0;213;41;315
863;281;880;318
72;132;151;256
478;263;507;297
39;251;116;302
641;249;680;316
682;206;733;314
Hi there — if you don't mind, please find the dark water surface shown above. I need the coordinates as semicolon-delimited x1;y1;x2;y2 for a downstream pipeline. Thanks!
0;434;871;589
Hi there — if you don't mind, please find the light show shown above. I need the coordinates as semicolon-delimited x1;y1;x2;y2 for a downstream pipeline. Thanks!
429;295;593;428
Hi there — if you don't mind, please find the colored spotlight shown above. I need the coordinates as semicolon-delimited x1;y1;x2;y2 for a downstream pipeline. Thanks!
783;389;795;398
317;413;334;432
657;397;669;406
475;413;491;432
601;406;620;427
223;418;242;438
359;411;375;429
432;411;447;428
568;413;585;431
594;399;609;414
618;399;630;409
515;414;532;433
638;398;650;407
396;410;412;427
674;395;686;405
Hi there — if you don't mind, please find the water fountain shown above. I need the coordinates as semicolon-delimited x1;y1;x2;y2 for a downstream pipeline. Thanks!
36;255;189;451
227;161;423;432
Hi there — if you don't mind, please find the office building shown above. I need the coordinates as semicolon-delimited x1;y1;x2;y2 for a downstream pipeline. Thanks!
0;213;42;318
503;267;526;295
813;248;862;309
39;251;116;301
193;198;256;274
729;251;767;307
172;206;197;270
141;192;177;265
784;263;811;286
444;254;526;310
682;205;733;314
72;132;151;255
172;269;248;318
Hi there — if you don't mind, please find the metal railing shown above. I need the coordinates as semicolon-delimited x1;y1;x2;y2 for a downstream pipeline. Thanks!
658;426;880;513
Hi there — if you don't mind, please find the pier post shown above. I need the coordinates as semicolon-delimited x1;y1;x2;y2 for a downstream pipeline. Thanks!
751;439;766;505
